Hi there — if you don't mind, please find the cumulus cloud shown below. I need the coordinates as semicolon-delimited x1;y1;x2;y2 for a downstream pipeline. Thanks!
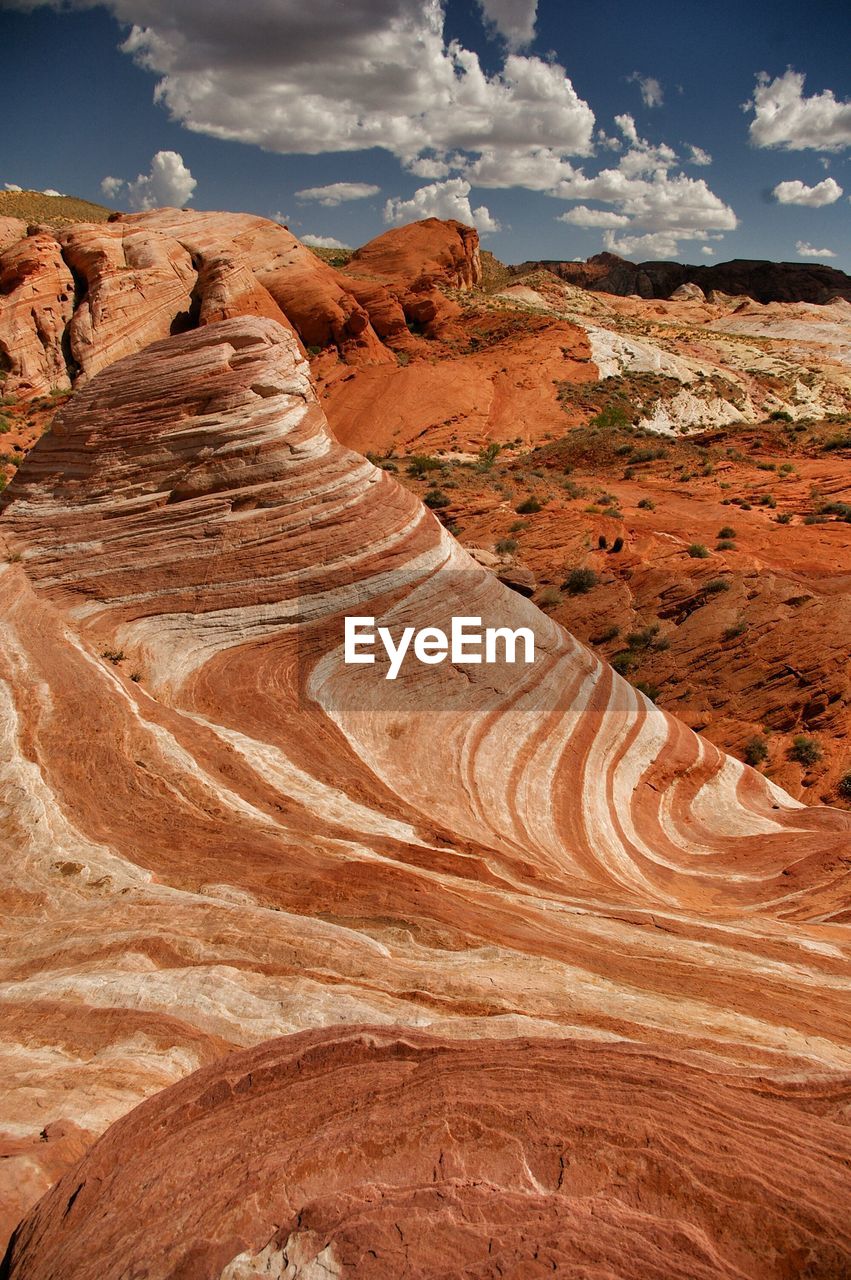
296;182;380;206
384;178;500;233
772;176;843;206
550;119;736;257
628;72;663;108
557;205;630;228
747;70;851;151
19;1;593;180
796;240;836;258
700;246;714;256
100;150;196;210
4;183;23;192
476;0;537;51
301;234;350;249
687;145;712;166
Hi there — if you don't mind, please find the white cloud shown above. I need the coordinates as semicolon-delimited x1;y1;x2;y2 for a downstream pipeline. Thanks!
688;145;712;166
628;72;663;108
301;234;350;249
545;115;735;258
296;182;380;206
42;187;64;197
20;1;593;183
772;176;843;207
4;183;23;192
700;246;714;256
557;205;630;228
796;240;837;258
747;70;851;152
271;211;291;226
476;0;537;51
100;150;196;211
384;178;500;233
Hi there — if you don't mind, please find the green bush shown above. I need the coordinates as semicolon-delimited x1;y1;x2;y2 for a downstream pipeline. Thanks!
789;735;822;767
563;567;598;595
495;538;518;554
637;497;655;510
424;488;450;509
408;454;441;478
716;539;736;551
704;578;730;595
538;586;562;607
516;495;544;514
634;680;660;703
687;543;710;559
717;526;736;540
723;620;747;641
743;736;768;767
838;773;851;800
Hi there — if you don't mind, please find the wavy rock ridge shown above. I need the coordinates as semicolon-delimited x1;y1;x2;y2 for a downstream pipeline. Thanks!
1;317;850;1271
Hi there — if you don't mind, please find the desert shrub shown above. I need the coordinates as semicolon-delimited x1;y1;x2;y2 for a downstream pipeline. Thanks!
101;649;125;664
516;495;544;514
611;650;638;675
562;480;586;499
823;434;851;451
408;454;441;477
631;448;665;463
634;680;660;702
626;624;660;652
563;567;598;595
538;586;562;607
602;506;623;519
477;441;501;469
723;620;747;641
770;410;792;422
789;735;822;767
716;539;736;551
821;501;851;522
704;578;730;595
775;512;792;524
637;497;655;510
743;736;768;767
591;625;620;644
509;520;528;532
687;543;710;558
838;773;851;800
495;538;518;554
590;404;631;430
424;488;450;509
761;494;776;508
717;526;736;540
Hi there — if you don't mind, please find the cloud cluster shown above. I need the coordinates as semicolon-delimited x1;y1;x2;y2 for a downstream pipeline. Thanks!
476;0;537;51
747;71;851;152
796;240;836;259
384;178;499;234
296;182;380;206
301;233;350;249
101;150;196;210
772;177;843;207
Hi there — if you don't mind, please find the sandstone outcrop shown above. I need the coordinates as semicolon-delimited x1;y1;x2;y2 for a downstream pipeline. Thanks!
1;317;850;1264
346;217;482;290
6;1028;851;1280
0;231;75;395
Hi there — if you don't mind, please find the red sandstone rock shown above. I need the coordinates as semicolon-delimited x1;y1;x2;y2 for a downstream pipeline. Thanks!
1;317;850;1257
5;1028;851;1280
346;217;482;291
0;231;75;396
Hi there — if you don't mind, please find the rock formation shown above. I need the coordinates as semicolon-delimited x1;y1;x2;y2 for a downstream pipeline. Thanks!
1;316;849;1269
6;1027;851;1280
511;251;851;305
346;217;482;291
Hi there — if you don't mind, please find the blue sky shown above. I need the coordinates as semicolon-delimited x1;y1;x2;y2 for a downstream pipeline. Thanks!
1;0;849;268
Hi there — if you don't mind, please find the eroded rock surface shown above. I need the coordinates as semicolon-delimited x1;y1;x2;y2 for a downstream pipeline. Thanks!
1;317;850;1263
6;1028;851;1280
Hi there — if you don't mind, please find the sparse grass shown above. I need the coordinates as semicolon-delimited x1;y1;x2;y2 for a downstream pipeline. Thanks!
495;538;518;555
687;543;710;558
637;498;655;510
703;578;730;595
538;586;562;608
723;620;747;641
717;526;736;540
423;488;450;509
408;454;442;478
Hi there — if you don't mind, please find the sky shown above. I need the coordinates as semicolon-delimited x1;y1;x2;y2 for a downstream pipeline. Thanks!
1;0;849;268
